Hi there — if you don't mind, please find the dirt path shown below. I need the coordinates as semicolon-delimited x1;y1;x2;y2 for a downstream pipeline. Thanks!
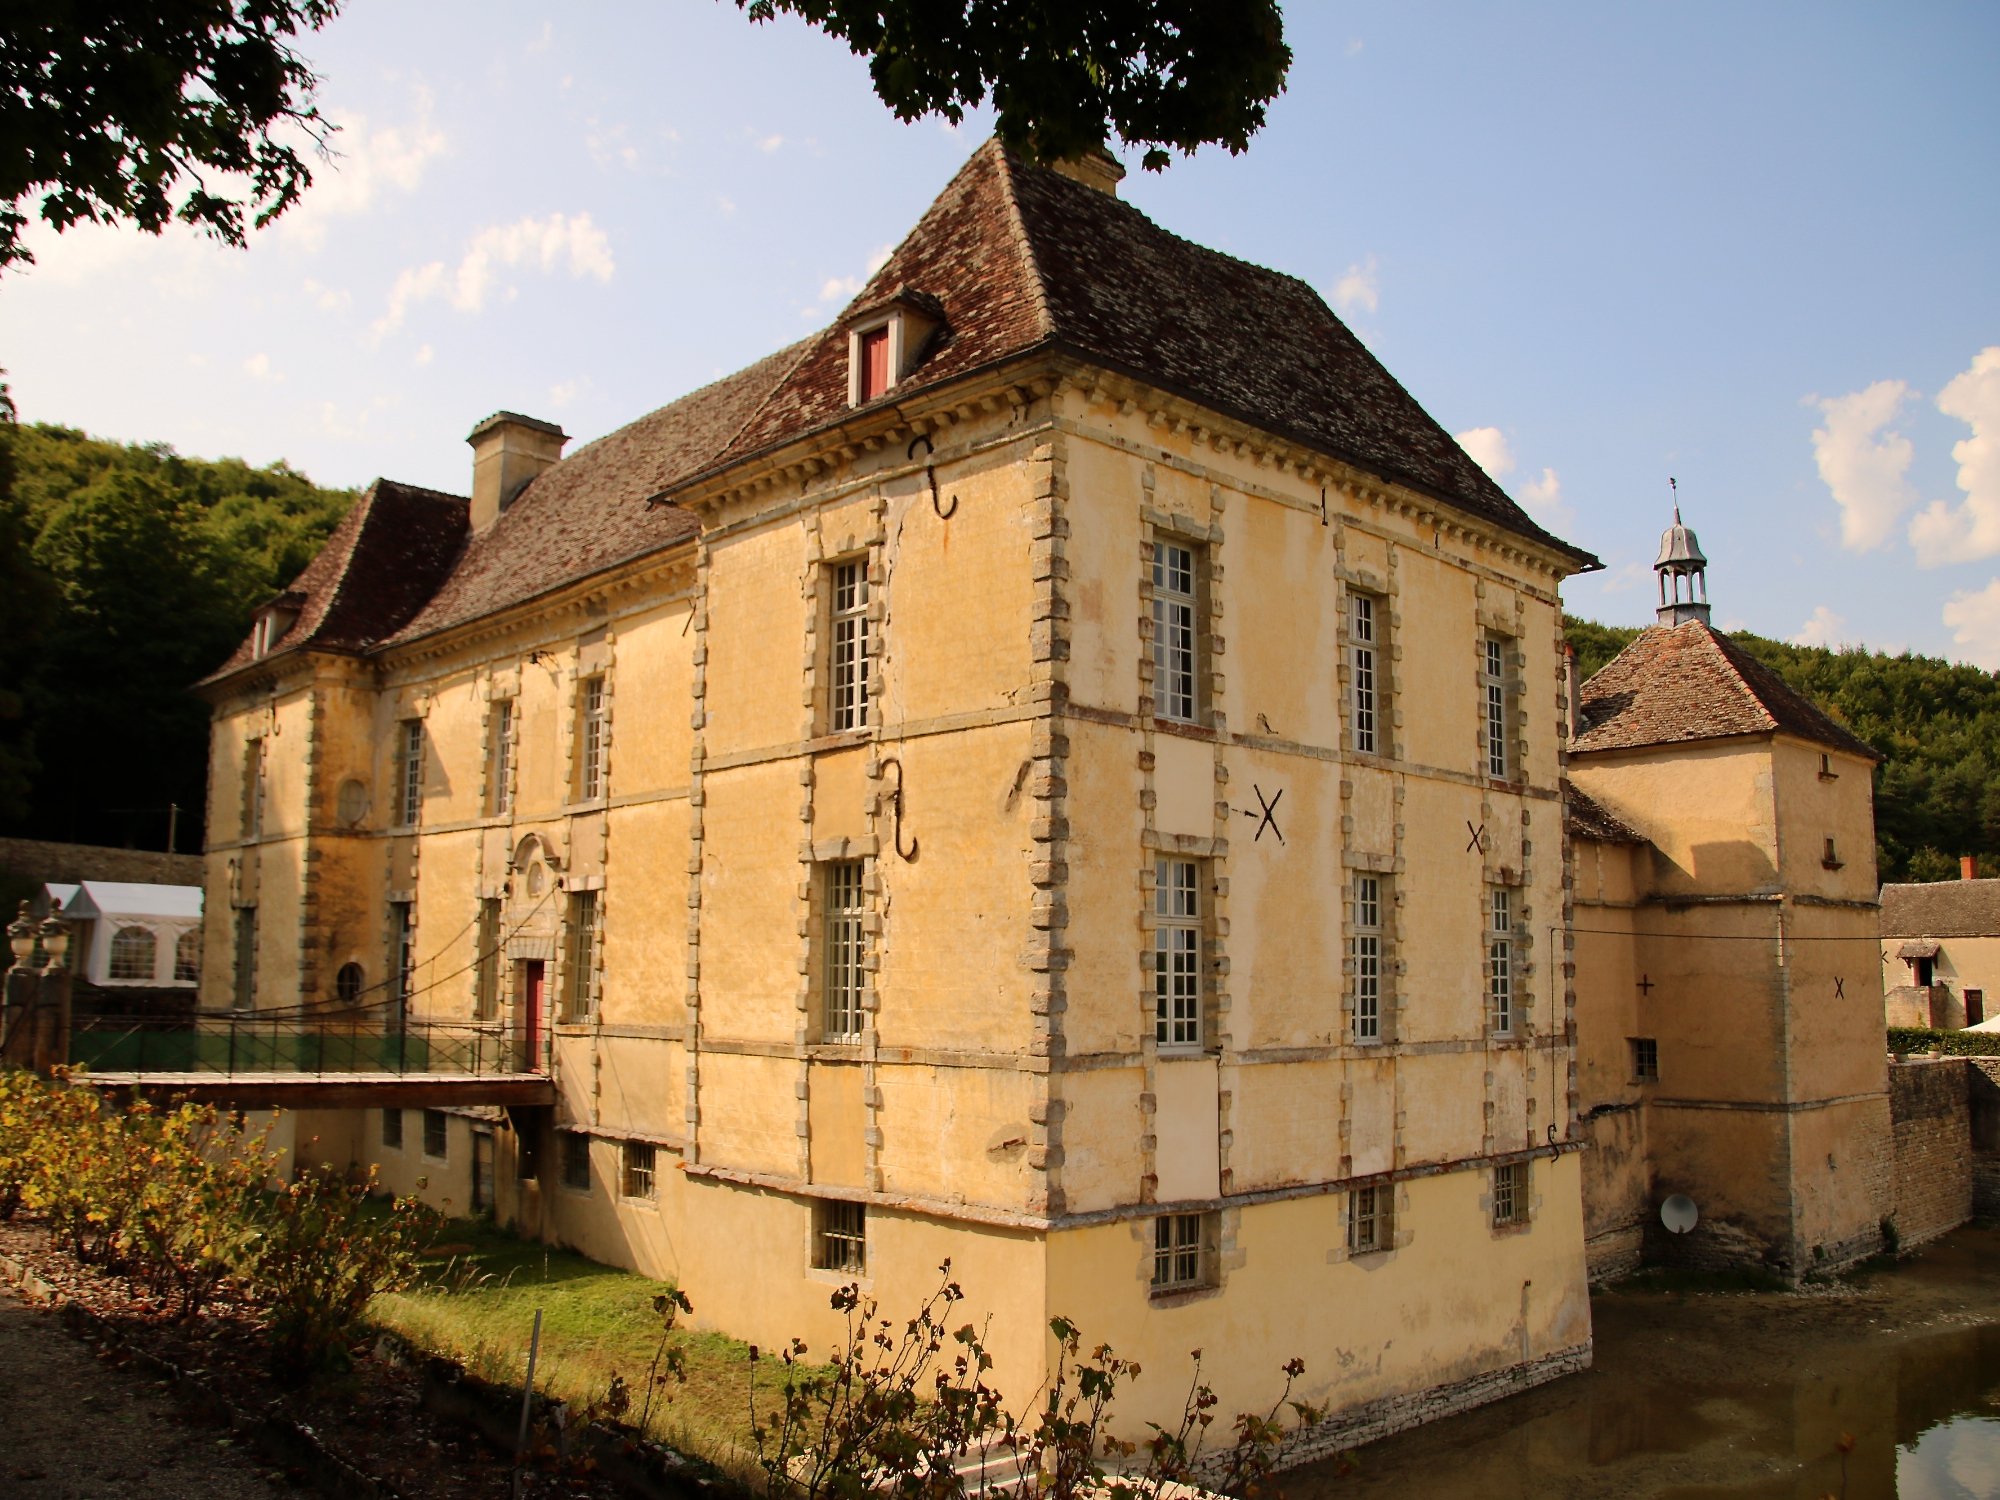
0;1282;286;1499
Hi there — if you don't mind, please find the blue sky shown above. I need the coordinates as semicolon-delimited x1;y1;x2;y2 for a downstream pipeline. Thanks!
5;2;1998;664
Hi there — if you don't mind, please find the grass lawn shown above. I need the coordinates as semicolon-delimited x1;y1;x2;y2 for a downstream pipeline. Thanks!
370;1217;779;1466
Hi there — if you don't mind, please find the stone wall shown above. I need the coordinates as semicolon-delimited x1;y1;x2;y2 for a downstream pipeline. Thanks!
0;837;203;894
1888;1057;1973;1250
1970;1059;2000;1220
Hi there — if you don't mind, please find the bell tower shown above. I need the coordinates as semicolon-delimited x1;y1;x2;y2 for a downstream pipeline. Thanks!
1654;489;1710;626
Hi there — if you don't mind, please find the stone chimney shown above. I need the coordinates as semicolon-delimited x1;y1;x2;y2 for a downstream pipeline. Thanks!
468;412;568;531
1963;854;1979;881
1050;146;1126;197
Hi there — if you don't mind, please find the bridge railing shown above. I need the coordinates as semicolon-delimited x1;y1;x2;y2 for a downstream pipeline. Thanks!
70;1012;538;1077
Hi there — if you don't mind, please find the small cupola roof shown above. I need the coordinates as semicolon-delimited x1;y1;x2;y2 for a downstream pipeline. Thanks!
1653;487;1711;626
1654;508;1708;569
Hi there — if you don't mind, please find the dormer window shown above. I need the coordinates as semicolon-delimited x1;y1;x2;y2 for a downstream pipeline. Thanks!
250;593;303;659
845;287;945;408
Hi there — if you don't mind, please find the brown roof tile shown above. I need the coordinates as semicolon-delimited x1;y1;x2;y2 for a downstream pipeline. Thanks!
1573;621;1878;760
1563;781;1648;845
1880;879;2000;938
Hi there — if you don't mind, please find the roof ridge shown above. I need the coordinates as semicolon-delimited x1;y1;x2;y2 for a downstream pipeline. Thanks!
1692;625;1782;734
991;144;1058;343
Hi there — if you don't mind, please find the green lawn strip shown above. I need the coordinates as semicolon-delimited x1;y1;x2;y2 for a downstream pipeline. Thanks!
368;1219;772;1467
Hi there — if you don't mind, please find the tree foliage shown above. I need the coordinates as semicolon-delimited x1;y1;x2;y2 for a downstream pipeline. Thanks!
0;0;339;270
1565;615;2000;883
0;421;352;845
737;1;1291;170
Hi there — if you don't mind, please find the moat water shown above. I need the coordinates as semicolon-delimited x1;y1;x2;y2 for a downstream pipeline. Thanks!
1285;1228;2000;1500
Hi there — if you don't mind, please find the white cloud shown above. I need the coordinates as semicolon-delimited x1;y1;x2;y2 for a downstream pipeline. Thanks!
1908;346;2000;566
1791;605;1847;648
1810;378;1916;552
585;119;641;171
526;20;553;54
1331;255;1380;316
548;377;590;408
819;275;864;304
278;93;447;252
372;212;615;339
302;277;351;312
1596;560;1652;595
758;133;785;153
413;344;434;367
1518;466;1575;532
1454;426;1515;480
1942;578;2000;669
1344;38;1365;57
715;195;737;218
243;352;282;383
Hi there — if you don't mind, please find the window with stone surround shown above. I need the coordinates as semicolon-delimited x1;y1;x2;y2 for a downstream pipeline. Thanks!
1153;856;1207;1049
474;898;503;1021
242;738;264;841
813;1200;867;1274
1349;590;1382;755
622;1142;656;1200
562;889;599;1022
1493;1161;1529;1227
1482;632;1514;780
820;860;867;1041
1347;1184;1393;1254
574;676;608;801
233;906;257;1009
394;718;425;827
1150;1212;1213;1293
825;558;871;734
1352;872;1386;1043
389;901;415;1024
487;698;515;816
1151;539;1204;724
1487;886;1515;1036
1631;1037;1659;1082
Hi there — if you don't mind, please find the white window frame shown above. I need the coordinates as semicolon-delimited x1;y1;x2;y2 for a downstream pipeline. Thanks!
1151;540;1200;724
575;676;608;801
813;1199;868;1274
1154;857;1204;1050
821;860;866;1041
826;558;871;734
488;698;515;816
1347;1184;1393;1255
1350;592;1380;755
108;925;157;982
394;719;425;827
1487;887;1514;1036
563;889;600;1023
1352;873;1384;1043
1150;1212;1209;1293
1483;634;1512;780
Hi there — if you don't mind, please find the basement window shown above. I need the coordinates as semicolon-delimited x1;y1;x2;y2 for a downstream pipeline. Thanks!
1493;1162;1530;1228
560;1133;591;1193
1630;1037;1659;1082
813;1200;867;1274
1150;1212;1213;1294
1347;1185;1393;1255
1822;837;1844;871
621;1142;656;1201
382;1108;404;1151
422;1109;449;1162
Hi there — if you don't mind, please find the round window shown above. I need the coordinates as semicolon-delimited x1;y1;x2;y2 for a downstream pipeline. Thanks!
336;779;369;827
335;962;365;1004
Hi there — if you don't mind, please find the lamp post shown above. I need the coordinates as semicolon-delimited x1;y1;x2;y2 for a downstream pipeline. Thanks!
2;900;73;1074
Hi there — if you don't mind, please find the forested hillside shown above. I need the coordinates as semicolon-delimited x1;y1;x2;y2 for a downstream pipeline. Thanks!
0;401;354;849
1565;616;2000;883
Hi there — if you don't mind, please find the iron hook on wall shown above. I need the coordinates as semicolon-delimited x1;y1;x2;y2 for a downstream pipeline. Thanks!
907;433;958;520
879;755;919;862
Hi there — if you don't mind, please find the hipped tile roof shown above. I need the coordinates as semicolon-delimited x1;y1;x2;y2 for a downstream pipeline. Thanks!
1880;879;2000;939
211;139;1593;677
1573;621;1878;761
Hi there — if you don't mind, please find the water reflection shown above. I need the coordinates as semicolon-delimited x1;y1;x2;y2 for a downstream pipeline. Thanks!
1285;1232;2000;1500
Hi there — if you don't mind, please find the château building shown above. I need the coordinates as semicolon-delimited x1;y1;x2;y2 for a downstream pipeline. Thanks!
197;142;1603;1446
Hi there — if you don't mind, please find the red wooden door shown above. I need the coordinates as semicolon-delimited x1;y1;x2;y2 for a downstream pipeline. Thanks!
522;960;545;1070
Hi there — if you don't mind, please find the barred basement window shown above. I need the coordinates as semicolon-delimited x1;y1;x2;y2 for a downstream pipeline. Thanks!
622;1142;656;1200
1483;633;1512;780
1151;540;1201;724
381;1108;404;1150
109;925;156;981
395;719;425;826
1347;1184;1393;1255
827;559;871;733
821;860;866;1041
1349;592;1380;755
422;1109;448;1162
1352;873;1383;1043
1154;857;1204;1049
1487;888;1514;1036
561;1133;591;1193
813;1200;867;1274
1493;1161;1529;1227
1631;1037;1660;1082
575;676;608;801
1150;1212;1209;1293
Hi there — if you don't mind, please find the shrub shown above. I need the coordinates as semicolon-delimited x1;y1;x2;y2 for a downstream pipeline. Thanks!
1887;1026;2000;1058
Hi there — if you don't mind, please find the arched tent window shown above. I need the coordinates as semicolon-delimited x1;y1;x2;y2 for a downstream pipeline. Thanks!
336;962;365;1005
108;926;158;981
173;928;201;983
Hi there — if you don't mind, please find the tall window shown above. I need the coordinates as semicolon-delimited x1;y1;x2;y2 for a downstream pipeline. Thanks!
622;1142;656;1200
1487;888;1514;1035
561;1133;592;1192
1493;1161;1529;1227
563;889;599;1022
394;719;425;826
1349;593;1379;755
1483;634;1512;780
242;739;264;840
1151;540;1200;723
232;907;257;1009
474;898;503;1021
382;1109;403;1149
390;901;415;1025
1150;1213;1208;1292
487;699;515;816
109;925;157;981
821;861;866;1041
1154;857;1203;1049
173;928;201;983
1352;873;1383;1043
827;559;870;733
814;1200;868;1273
422;1109;449;1161
1348;1185;1393;1255
575;677;608;800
